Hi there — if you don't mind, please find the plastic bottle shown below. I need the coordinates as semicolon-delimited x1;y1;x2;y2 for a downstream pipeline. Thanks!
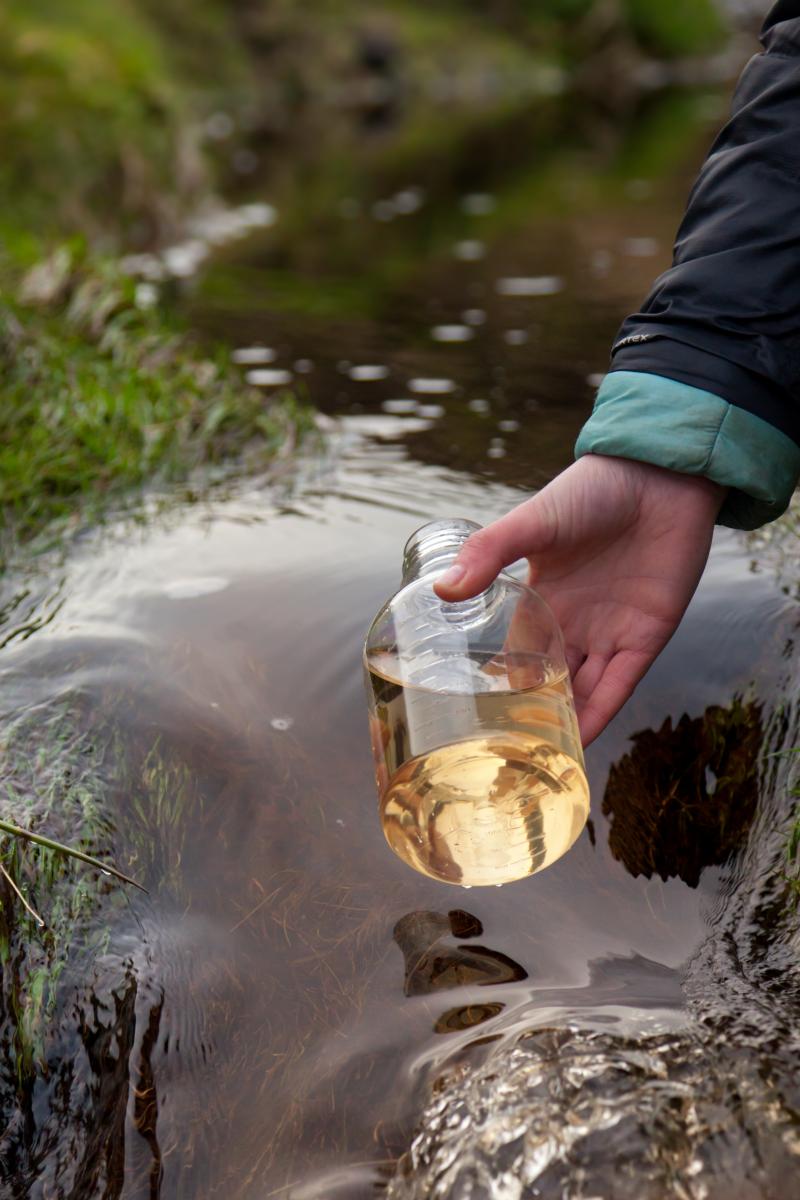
364;518;589;886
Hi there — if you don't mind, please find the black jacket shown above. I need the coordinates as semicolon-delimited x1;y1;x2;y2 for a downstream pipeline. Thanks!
610;0;800;446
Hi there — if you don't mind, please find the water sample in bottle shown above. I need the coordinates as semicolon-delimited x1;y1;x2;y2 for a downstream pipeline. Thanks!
364;519;589;886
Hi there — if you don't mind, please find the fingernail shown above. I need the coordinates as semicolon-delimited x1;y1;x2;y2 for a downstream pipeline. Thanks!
437;564;466;590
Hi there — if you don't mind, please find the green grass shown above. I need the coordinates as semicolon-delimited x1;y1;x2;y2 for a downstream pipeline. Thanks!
0;244;313;561
784;798;800;908
0;0;316;565
760;743;800;909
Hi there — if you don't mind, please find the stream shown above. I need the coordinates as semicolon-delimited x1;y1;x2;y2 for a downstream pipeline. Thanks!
2;83;800;1198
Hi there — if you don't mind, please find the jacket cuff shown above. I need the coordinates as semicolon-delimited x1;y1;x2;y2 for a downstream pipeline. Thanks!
610;335;800;447
574;371;800;530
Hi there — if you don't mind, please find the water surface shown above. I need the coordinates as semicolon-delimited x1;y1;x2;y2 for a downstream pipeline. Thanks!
3;83;799;1198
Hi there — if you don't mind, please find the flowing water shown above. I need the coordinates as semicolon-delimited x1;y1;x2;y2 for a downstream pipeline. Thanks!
3;82;800;1198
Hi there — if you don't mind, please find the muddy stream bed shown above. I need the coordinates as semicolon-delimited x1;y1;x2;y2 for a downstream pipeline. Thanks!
3;90;800;1198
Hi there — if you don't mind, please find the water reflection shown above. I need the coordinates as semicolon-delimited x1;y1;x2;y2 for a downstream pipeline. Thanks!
603;699;763;887
433;1002;505;1035
394;909;527;996
188;90;724;489
0;414;797;1197
388;712;800;1200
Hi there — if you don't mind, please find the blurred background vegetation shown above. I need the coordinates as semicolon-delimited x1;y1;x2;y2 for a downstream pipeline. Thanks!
0;0;739;249
0;0;758;553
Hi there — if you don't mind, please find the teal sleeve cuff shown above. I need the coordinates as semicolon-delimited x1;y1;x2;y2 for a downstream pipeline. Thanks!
574;371;800;530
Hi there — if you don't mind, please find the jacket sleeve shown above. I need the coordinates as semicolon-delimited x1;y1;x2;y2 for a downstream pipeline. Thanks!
575;0;800;529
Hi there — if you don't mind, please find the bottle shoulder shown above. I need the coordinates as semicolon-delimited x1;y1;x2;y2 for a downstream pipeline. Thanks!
376;569;538;616
365;569;559;658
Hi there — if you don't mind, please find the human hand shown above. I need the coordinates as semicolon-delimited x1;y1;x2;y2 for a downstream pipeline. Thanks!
434;455;726;745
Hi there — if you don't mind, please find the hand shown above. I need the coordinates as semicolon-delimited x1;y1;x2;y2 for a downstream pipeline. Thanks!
434;455;726;745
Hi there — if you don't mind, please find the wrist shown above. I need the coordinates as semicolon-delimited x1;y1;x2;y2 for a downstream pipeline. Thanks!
580;453;729;525
577;372;800;530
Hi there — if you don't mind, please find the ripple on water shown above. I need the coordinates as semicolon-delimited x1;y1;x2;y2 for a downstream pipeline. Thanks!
496;276;563;297
270;716;294;731
6;314;799;1200
431;325;474;343
349;364;390;382
460;193;495;216
162;577;230;599
232;346;276;365
468;398;490;414
623;236;659;257
408;378;456;395
245;368;293;387
392;187;425;215
382;399;418;415
453;240;486;261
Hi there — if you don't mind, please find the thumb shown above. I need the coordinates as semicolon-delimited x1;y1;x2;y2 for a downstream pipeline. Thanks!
433;494;556;601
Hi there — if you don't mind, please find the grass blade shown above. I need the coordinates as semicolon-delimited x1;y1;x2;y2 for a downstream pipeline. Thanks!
0;862;45;927
0;818;147;893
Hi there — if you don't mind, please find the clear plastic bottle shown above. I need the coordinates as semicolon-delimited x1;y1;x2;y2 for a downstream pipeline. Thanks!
364;518;589;886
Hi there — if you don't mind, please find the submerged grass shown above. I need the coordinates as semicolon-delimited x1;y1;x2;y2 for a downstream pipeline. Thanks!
784;793;800;908
0;705;126;1077
0;662;228;1080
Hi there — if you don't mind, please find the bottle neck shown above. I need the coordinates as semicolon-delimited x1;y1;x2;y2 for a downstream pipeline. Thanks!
401;519;481;585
